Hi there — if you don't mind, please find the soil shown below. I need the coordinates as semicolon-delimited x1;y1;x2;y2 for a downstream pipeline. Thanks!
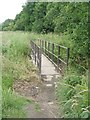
13;54;61;118
13;75;61;118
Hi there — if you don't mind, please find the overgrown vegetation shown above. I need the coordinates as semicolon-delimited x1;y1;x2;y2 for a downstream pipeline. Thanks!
1;2;89;118
2;32;35;118
1;2;88;69
56;70;89;118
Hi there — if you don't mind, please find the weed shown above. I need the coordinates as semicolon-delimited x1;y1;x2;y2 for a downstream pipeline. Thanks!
34;102;41;112
2;31;34;117
56;70;89;118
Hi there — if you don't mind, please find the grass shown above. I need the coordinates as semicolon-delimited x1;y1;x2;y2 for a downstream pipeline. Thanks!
0;32;2;119
27;31;89;118
2;31;37;118
1;31;89;118
34;102;41;112
56;70;89;118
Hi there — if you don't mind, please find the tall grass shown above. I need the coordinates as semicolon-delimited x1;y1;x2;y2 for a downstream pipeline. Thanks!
1;31;89;118
27;32;89;118
56;70;89;118
0;32;2;119
2;31;33;118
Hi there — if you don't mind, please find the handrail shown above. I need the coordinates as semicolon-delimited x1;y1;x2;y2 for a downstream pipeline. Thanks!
30;40;41;73
30;39;70;73
38;39;68;49
39;39;70;67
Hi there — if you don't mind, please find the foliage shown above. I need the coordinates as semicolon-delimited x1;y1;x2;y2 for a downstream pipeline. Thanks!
1;2;88;117
0;24;2;31
56;71;89;118
2;32;33;117
2;88;27;118
2;2;88;68
2;19;14;31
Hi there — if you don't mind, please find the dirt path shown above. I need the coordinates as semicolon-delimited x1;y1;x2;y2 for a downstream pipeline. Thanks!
14;54;61;118
26;75;60;118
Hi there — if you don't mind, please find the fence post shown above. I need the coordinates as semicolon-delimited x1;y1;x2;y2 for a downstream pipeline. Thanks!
52;43;54;61
57;45;60;67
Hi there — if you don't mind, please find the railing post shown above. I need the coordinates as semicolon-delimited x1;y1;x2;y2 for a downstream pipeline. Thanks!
48;42;50;57
37;47;39;68
45;41;47;54
42;40;44;53
35;44;36;64
37;39;40;46
39;40;42;73
52;43;54;61
57;45;60;67
66;48;70;67
40;39;41;49
39;47;41;73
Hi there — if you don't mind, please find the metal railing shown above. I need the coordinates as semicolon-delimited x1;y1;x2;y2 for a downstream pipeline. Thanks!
38;39;70;72
30;40;41;73
30;39;70;73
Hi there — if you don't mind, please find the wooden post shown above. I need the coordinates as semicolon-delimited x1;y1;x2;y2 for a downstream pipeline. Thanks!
57;45;60;67
52;43;54;61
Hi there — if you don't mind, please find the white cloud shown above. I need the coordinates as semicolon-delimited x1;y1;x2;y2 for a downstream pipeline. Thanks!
0;0;26;23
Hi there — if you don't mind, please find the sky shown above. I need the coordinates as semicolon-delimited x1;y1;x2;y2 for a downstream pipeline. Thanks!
0;0;27;23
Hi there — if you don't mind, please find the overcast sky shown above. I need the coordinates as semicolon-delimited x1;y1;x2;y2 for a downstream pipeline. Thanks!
0;0;27;23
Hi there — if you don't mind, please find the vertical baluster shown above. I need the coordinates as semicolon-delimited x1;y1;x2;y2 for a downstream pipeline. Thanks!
45;41;47;54
57;45;60;67
52;43;54;61
39;47;41;73
40;39;41;49
42;40;44;52
39;40;42;73
35;44;36;64
48;42;50;57
37;47;39;68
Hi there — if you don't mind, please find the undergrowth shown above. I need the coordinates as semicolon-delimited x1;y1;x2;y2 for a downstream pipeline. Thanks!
56;69;89;118
2;31;34;118
1;31;89;118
